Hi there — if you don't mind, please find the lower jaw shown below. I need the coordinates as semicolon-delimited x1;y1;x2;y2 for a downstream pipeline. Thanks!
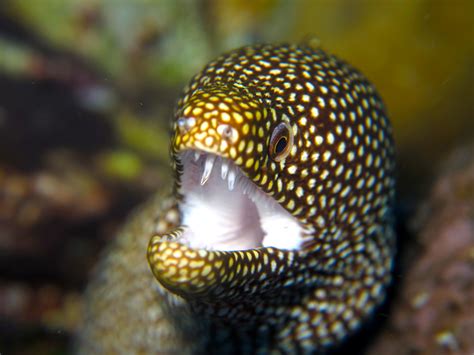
147;228;299;302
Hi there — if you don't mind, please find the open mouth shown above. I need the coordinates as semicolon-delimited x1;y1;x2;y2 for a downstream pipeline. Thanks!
177;149;304;251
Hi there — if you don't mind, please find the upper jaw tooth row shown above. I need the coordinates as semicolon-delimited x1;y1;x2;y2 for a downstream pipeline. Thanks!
193;151;237;190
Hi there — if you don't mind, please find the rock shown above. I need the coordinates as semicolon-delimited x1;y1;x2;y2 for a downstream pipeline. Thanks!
368;144;474;355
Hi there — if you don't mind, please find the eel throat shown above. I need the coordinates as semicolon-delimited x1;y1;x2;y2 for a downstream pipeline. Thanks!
172;149;303;251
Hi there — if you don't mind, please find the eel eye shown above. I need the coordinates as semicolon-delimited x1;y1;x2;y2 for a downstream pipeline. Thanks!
269;121;293;162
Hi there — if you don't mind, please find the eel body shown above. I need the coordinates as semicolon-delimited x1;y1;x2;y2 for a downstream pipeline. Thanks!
79;43;396;354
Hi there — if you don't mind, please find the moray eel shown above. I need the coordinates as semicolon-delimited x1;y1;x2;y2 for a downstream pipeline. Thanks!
79;43;396;354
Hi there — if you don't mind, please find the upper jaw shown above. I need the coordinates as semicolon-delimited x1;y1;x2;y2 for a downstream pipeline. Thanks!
180;150;242;192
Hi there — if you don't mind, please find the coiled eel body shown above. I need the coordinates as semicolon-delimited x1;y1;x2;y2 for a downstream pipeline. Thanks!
79;43;396;354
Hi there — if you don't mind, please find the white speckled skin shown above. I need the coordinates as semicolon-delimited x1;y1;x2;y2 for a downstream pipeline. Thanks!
79;43;396;354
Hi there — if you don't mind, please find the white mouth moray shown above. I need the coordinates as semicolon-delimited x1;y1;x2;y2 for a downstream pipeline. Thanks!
79;43;396;354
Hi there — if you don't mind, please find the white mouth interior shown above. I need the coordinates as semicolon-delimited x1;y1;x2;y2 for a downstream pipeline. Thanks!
178;150;303;251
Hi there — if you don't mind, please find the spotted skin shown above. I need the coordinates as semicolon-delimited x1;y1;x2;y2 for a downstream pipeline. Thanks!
79;43;396;353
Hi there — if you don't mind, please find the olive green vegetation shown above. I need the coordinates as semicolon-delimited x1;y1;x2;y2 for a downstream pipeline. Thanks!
6;0;212;86
100;150;143;181
115;112;170;163
0;37;33;75
1;0;473;187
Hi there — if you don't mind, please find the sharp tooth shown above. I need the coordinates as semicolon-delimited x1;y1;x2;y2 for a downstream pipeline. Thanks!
242;180;251;195
228;168;236;191
194;151;201;162
221;160;229;179
200;155;216;185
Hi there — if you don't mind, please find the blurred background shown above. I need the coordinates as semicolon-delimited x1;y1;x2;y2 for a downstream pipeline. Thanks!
0;0;472;354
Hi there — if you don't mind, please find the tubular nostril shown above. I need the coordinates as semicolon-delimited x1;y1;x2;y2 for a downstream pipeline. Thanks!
177;118;187;133
217;124;239;143
177;117;196;133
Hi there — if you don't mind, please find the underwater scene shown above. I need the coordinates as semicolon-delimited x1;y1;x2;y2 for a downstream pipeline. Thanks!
0;0;473;354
